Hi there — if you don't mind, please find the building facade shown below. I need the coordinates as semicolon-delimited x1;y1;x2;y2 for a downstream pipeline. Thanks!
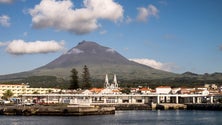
0;83;61;97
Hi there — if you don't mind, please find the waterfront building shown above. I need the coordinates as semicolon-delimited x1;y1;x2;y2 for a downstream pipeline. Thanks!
155;86;172;94
0;83;61;97
195;87;209;95
0;83;29;97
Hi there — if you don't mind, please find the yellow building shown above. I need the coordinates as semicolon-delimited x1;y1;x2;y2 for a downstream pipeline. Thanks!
0;83;61;97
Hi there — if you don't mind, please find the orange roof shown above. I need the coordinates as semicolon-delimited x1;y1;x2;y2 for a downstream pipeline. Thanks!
112;89;120;92
90;88;104;93
140;88;151;91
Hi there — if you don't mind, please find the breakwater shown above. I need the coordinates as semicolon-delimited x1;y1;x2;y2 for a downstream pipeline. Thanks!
0;105;115;116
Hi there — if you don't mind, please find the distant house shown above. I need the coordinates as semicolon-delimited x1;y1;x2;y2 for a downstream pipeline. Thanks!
155;86;171;94
179;88;195;94
130;88;139;94
139;87;151;94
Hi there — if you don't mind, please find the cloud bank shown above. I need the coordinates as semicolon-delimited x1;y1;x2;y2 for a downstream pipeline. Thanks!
6;40;64;55
137;4;158;22
29;0;123;35
0;15;10;27
130;58;176;72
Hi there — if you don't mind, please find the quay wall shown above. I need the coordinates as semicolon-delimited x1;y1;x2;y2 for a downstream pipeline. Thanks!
155;104;187;110
0;105;115;116
186;104;222;110
91;104;151;110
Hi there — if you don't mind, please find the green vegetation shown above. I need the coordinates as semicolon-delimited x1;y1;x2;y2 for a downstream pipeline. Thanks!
19;76;70;89
1;70;222;89
70;68;79;89
81;65;91;89
2;90;14;100
120;88;131;94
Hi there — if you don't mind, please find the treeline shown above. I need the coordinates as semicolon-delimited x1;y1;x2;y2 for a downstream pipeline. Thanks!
119;78;222;88
3;77;222;89
2;71;222;89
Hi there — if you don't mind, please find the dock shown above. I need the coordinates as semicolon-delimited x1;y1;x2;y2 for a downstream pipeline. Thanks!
0;105;115;116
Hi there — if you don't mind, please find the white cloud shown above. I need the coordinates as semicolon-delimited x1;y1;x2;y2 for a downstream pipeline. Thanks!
66;48;84;55
0;0;13;3
130;58;177;72
29;0;123;35
106;48;115;53
125;16;132;24
0;15;10;27
6;40;65;55
0;42;8;47
99;30;107;35
137;4;158;22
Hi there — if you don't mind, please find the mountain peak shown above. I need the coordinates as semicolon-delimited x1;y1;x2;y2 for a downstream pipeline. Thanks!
77;40;99;46
66;41;116;55
41;41;130;69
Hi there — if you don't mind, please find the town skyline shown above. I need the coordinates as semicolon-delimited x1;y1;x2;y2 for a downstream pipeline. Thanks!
0;0;222;75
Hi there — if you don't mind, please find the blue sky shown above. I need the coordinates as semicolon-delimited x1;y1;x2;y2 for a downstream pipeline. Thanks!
0;0;222;75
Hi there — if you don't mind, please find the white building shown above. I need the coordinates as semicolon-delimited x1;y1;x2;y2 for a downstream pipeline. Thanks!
156;86;172;94
0;83;61;97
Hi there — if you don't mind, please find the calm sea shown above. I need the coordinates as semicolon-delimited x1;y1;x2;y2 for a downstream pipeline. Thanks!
1;110;222;125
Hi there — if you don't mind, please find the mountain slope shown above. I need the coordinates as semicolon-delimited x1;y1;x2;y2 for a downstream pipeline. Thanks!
0;41;178;81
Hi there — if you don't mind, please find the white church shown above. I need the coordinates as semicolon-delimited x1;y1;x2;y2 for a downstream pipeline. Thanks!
101;74;119;94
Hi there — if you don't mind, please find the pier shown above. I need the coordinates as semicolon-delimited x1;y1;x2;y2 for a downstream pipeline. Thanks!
0;105;115;116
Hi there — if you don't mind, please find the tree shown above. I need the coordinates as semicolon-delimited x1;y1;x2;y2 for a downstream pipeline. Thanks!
70;68;79;89
81;65;91;89
2;90;14;100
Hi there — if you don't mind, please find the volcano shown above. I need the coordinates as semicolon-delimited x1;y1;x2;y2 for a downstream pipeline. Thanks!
0;41;177;81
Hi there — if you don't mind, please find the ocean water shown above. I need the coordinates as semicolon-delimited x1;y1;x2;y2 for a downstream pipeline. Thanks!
1;110;222;125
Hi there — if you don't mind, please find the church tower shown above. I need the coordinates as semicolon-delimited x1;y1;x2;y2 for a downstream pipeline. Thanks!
113;74;118;88
104;74;110;88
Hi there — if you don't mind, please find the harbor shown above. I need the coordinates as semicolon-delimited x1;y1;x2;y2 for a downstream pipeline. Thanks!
1;75;222;115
